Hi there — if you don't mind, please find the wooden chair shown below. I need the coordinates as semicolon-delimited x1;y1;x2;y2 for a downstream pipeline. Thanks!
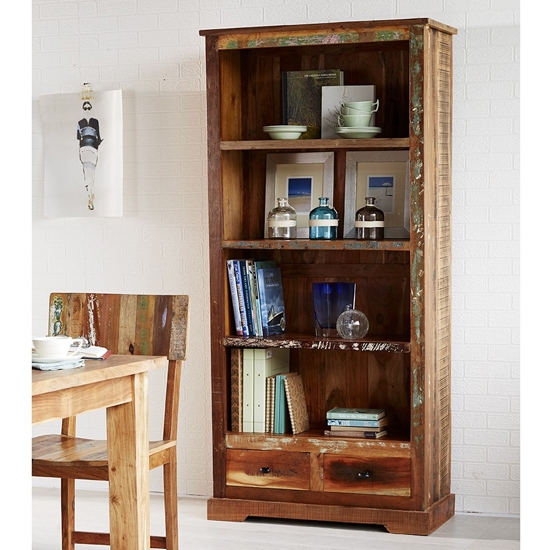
32;293;189;550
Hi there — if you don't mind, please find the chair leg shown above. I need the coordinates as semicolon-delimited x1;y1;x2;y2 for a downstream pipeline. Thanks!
61;478;75;550
163;450;178;550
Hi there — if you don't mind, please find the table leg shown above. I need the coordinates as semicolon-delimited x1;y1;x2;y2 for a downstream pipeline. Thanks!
106;372;150;549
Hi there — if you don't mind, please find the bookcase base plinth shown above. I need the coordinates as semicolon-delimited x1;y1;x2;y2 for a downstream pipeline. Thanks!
207;494;455;535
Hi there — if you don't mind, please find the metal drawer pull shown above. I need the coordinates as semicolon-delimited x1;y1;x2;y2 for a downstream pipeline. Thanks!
259;467;271;474
357;470;371;479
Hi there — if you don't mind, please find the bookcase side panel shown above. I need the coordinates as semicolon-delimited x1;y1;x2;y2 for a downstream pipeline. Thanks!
422;26;453;507
407;23;428;510
408;23;454;510
205;38;230;498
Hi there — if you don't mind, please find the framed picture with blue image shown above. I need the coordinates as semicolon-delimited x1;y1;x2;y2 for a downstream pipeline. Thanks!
343;150;410;239
265;152;335;238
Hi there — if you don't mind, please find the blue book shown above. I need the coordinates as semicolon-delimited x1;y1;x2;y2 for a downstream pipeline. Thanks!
232;260;250;337
245;259;262;338
327;418;388;428
239;260;256;336
226;260;243;336
256;266;286;336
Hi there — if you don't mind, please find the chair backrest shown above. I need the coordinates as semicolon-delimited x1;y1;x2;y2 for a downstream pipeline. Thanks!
48;293;189;439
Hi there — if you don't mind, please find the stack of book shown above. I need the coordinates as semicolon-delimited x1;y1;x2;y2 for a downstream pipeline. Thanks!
226;259;286;337
232;348;309;435
266;371;309;435
324;407;388;439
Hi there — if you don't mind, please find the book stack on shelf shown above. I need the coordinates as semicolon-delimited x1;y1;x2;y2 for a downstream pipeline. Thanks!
324;407;388;439
226;259;286;337
231;348;309;435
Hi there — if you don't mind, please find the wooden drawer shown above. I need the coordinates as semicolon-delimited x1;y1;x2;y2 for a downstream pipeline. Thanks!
226;449;310;491
323;455;411;496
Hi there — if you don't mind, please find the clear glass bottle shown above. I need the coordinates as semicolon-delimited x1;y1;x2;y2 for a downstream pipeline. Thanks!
309;197;338;240
355;197;385;240
267;197;297;239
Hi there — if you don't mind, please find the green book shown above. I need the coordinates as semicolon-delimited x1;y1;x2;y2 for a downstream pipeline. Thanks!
274;372;297;434
282;69;344;139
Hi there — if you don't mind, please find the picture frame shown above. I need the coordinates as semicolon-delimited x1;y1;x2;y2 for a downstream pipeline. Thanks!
343;151;410;239
265;152;335;238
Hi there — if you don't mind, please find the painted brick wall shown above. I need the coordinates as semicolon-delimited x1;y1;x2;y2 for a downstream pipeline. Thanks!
31;0;520;515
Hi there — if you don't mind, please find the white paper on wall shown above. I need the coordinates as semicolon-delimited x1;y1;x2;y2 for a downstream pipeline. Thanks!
40;89;123;217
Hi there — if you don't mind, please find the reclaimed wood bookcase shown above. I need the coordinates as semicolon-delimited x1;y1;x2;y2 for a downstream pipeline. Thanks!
199;18;456;535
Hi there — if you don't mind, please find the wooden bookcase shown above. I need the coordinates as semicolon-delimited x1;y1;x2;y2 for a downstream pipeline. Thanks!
199;18;457;535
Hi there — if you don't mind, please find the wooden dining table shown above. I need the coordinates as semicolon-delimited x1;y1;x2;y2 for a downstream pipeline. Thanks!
32;354;168;550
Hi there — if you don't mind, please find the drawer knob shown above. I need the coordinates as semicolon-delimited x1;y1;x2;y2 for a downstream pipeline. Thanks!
259;467;271;474
357;470;371;479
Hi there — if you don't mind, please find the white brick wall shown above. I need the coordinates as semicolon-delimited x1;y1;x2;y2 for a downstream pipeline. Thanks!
30;0;520;515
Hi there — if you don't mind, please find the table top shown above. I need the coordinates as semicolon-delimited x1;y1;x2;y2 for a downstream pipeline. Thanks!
32;354;168;397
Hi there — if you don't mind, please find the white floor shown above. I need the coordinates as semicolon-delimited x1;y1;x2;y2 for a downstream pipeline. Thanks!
32;487;520;549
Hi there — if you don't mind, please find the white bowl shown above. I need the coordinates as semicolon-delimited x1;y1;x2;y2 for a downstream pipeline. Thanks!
263;125;307;140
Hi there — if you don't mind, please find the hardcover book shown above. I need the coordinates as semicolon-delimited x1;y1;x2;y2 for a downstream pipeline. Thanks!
283;374;309;434
226;260;243;336
326;407;386;420
230;260;250;337
274;372;297;434
256;266;287;336
239;259;257;336
242;349;254;432
265;374;276;433
282;69;344;139
321;85;376;139
327;417;388;428
230;348;243;431
75;345;111;360
245;259;262;337
253;348;290;433
324;429;388;439
330;424;386;433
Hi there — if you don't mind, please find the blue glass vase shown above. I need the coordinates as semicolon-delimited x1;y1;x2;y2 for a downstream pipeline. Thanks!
312;282;356;337
309;197;338;240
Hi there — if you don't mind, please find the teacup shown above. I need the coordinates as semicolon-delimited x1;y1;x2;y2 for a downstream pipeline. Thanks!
338;113;372;127
341;105;372;115
341;99;379;113
33;336;85;358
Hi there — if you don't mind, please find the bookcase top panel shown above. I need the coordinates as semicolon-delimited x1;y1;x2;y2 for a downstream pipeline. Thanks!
199;19;458;48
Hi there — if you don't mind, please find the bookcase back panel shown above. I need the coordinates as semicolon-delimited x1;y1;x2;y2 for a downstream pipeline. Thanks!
294;349;410;435
219;50;244;141
280;252;410;338
233;43;410;140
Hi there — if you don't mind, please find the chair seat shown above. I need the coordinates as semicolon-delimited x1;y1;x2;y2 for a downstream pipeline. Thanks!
32;434;177;480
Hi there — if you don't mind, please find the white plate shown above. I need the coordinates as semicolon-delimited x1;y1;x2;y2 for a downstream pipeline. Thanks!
32;353;84;363
334;126;381;139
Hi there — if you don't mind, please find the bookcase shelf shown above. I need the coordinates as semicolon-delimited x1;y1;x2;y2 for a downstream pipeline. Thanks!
226;430;411;449
221;239;410;251
224;334;410;353
220;138;410;151
201;18;456;535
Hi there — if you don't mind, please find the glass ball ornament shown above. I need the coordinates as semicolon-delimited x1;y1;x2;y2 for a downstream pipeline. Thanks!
336;306;369;339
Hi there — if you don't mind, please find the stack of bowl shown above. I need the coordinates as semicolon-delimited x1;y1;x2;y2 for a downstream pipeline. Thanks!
334;100;381;139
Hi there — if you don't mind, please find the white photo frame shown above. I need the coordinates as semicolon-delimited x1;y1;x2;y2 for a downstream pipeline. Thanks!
344;151;410;239
265;152;335;238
